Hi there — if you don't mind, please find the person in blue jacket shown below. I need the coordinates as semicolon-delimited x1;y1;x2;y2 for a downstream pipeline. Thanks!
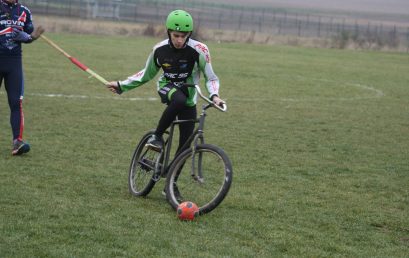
0;0;43;155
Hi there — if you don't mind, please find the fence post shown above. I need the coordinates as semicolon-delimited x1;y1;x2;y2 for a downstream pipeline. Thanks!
197;11;201;31
218;11;222;29
298;20;301;37
229;6;234;20
318;16;321;37
354;20;358;38
271;17;275;34
282;12;287;35
258;15;262;32
68;0;72;17
155;0;159;20
238;9;243;30
328;17;333;36
407;27;409;53
306;14;310;29
295;12;298;26
134;2;138;22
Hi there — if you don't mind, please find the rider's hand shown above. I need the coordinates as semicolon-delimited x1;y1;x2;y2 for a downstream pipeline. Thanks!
11;28;32;43
212;96;225;108
106;81;123;95
31;26;45;40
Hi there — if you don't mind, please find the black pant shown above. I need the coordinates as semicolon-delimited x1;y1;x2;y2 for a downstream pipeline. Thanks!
155;89;196;153
0;56;25;141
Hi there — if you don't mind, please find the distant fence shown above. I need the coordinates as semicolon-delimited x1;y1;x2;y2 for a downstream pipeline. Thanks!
23;0;409;49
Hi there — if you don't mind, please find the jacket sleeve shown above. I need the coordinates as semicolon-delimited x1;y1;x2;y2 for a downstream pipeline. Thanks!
196;43;220;99
23;7;34;35
118;52;160;92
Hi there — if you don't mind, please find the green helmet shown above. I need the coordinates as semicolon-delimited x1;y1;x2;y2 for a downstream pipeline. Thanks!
166;10;193;32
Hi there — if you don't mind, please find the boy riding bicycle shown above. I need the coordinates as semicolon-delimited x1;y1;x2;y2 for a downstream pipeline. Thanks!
106;9;224;153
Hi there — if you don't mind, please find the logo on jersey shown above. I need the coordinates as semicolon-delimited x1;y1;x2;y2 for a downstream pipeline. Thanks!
0;11;27;27
0;27;13;35
0;19;25;27
162;63;172;69
164;72;189;79
18;11;27;22
195;43;210;63
132;70;144;78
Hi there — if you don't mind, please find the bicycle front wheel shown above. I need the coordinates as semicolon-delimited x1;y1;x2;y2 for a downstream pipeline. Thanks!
128;131;161;196
166;144;233;215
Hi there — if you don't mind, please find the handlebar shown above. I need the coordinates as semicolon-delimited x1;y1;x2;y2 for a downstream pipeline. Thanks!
182;84;227;112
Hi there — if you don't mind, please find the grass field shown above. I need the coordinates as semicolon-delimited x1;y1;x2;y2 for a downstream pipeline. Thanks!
1;33;408;257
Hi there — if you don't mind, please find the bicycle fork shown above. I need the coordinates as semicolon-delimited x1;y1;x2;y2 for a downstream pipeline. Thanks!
190;105;208;183
190;134;205;183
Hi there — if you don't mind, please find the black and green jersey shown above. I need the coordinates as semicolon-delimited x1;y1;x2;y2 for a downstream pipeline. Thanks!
118;38;220;106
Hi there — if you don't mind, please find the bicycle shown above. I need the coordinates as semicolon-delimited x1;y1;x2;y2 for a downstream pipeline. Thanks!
128;84;233;215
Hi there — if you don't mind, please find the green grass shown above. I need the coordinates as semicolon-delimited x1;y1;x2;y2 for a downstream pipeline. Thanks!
1;33;408;257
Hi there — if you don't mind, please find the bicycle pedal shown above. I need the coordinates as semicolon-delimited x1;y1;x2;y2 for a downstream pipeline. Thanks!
152;173;161;182
145;144;162;152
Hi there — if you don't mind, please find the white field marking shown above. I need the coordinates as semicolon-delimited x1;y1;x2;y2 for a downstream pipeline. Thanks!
279;77;384;102
0;78;384;103
17;92;159;101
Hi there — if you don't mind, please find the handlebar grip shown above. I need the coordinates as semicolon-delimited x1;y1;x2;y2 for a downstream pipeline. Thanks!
181;83;227;112
216;102;227;112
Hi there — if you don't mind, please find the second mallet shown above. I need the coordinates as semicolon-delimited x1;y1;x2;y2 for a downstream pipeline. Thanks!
40;34;108;85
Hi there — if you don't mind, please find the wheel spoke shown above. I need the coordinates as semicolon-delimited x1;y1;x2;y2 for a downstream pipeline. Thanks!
128;132;160;196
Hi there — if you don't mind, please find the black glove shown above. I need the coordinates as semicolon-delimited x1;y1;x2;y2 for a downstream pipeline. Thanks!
12;28;33;43
115;81;123;95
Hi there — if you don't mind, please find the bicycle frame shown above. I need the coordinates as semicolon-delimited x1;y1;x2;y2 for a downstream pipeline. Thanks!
157;103;211;179
157;84;226;181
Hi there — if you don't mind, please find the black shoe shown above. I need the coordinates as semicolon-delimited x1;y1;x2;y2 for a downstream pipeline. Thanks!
12;139;30;156
145;135;163;151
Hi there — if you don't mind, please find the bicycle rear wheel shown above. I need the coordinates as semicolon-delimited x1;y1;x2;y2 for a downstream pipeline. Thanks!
128;131;161;196
166;144;233;215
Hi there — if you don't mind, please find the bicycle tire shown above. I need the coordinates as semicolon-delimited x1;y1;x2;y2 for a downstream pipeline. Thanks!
166;144;233;215
128;130;161;196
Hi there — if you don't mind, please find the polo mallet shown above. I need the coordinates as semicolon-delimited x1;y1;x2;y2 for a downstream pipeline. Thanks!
40;35;108;85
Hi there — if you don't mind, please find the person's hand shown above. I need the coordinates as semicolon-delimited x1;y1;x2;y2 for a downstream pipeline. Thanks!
212;95;225;108
106;81;123;95
31;26;45;40
11;28;32;43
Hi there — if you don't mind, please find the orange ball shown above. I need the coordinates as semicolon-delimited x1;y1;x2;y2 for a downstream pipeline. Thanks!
177;201;199;221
